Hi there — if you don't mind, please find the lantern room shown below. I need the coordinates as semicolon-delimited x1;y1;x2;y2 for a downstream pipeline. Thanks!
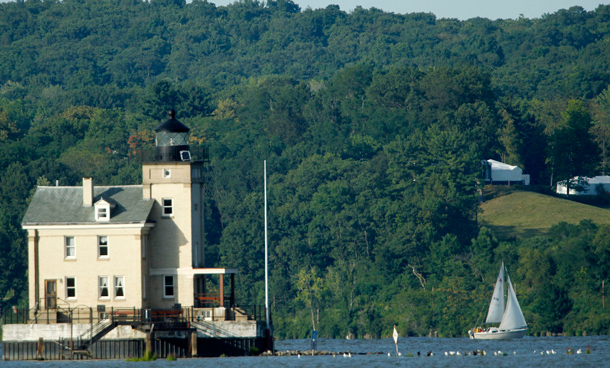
154;110;191;162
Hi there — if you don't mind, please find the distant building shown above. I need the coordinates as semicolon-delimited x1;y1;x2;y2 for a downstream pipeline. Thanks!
3;111;268;360
22;110;230;312
481;159;530;186
556;176;610;195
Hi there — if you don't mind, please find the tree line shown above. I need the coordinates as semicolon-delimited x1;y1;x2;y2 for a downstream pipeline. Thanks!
1;0;610;338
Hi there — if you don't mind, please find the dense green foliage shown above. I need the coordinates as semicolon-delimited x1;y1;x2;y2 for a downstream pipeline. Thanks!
1;0;610;338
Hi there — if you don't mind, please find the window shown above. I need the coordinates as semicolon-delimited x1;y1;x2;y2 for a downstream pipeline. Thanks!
99;276;109;299
96;206;108;221
157;131;188;146
98;236;109;258
162;198;173;217
65;237;75;258
180;150;191;161
95;199;111;222
141;236;146;259
163;276;174;298
192;168;201;179
142;276;146;299
163;169;171;178
114;276;125;298
95;198;115;222
66;277;76;299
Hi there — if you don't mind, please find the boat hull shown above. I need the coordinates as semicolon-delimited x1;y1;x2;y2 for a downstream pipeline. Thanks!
469;327;527;340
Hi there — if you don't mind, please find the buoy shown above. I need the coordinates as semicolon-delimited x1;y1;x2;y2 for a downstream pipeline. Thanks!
577;349;582;354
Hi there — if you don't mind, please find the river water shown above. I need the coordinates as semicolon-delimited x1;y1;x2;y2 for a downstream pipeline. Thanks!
1;335;608;367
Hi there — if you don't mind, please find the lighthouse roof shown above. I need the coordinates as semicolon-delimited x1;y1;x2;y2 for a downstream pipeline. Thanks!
155;110;190;133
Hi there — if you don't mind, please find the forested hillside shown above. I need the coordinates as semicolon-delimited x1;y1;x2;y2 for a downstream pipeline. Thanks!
2;0;610;338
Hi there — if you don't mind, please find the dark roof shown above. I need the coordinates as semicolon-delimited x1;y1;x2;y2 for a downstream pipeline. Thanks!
22;186;154;225
155;110;190;133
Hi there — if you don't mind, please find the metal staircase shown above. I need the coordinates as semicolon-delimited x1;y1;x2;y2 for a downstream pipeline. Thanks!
76;318;117;350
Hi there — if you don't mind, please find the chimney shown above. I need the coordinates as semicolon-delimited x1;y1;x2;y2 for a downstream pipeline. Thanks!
83;177;94;207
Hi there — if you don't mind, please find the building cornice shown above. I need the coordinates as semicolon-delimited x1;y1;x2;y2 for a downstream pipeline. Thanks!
22;223;155;231
150;267;239;278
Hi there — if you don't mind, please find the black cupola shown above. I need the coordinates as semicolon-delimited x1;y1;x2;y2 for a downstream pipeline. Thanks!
154;110;191;162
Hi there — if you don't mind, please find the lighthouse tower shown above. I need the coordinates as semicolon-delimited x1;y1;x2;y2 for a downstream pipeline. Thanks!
142;110;205;308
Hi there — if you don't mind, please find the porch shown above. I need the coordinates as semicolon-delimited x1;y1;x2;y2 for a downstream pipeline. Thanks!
1;304;266;325
192;268;238;309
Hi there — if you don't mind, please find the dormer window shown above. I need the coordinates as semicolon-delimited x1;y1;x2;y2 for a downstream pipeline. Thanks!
97;207;108;220
95;198;113;222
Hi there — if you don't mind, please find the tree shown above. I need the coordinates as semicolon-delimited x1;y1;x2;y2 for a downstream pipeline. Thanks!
0;105;19;141
592;87;610;175
141;80;183;120
295;267;325;331
533;281;573;333
178;82;214;118
549;100;600;194
496;99;548;185
0;162;30;311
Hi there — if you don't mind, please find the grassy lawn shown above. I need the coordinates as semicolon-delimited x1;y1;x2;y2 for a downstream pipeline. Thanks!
477;186;610;240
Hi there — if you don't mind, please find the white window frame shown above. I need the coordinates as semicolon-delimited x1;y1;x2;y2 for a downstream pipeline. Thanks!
96;206;109;221
98;236;109;258
65;236;76;259
162;198;173;217
94;199;112;222
99;276;110;299
163;275;175;298
114;276;125;299
180;150;191;161
65;277;76;299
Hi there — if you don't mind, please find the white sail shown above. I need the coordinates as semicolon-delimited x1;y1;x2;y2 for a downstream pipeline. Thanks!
499;275;527;330
471;262;528;340
485;262;505;324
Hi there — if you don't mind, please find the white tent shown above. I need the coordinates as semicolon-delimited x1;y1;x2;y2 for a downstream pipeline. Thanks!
556;176;610;195
482;159;530;185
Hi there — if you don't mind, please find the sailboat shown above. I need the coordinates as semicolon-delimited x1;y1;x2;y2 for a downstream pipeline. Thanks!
469;262;528;340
